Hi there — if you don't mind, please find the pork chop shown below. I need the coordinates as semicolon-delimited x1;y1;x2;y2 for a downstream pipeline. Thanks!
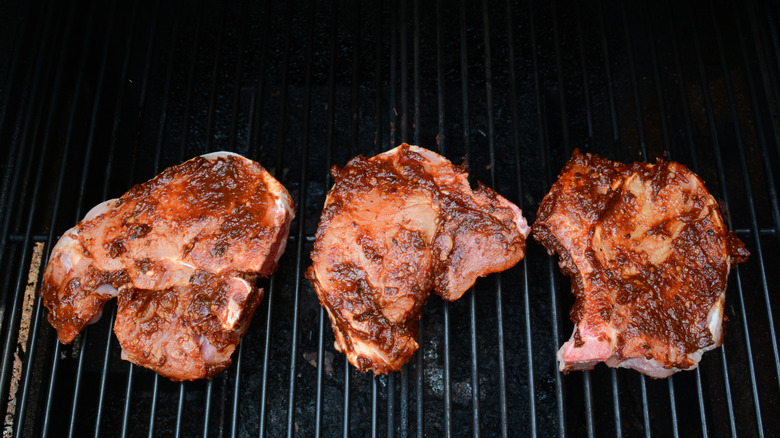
40;152;294;380
533;150;749;378
307;144;530;374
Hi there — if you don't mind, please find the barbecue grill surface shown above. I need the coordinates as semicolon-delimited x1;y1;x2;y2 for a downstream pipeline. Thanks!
1;0;779;436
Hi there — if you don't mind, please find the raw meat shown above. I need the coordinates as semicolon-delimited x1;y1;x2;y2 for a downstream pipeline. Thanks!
40;152;294;380
533;150;749;378
307;144;530;374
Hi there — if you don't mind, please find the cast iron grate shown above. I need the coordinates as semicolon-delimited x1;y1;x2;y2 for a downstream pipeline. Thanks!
1;0;779;436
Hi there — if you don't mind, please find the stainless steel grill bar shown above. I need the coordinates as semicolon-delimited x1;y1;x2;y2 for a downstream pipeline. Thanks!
0;2;55;414
433;2;453;436
689;4;760;435
274;1;296;435
710;1;777;433
315;1;340;435
67;3;118;435
571;3;596;436
413;2;424;436
732;0;780;397
478;2;508;436
229;6;251;416
642;6;681;436
19;5;80;436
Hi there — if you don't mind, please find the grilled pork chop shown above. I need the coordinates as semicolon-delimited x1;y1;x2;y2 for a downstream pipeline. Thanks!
533;150;748;378
40;152;294;380
307;144;530;374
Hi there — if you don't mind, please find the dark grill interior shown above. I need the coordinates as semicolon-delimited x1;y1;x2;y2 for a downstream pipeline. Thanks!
2;0;780;436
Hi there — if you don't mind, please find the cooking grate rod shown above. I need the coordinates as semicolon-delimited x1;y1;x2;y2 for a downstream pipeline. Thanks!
477;1;511;437
644;4;682;435
10;3;85;436
729;0;780;394
65;2;115;436
666;5;718;434
433;2;454;437
690;2;762;434
618;1;662;435
458;1;483;435
711;0;780;427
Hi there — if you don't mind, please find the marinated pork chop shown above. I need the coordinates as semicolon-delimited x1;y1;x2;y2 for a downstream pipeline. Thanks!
533;150;748;378
40;152;294;380
307;144;530;374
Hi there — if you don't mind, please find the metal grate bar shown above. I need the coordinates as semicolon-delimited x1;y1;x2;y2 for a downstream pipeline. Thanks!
315;1;340;435
595;1;626;435
174;382;185;437
433;2;453;436
665;8;713;431
526;0;543;435
478;2;509;437
618;4;658;436
258;2;288;434
0;6;29;148
227;0;249;152
619;2;648;159
729;1;780;394
572;4;596;435
387;1;398;436
0;5;33;275
412;2;424;436
286;0;315;434
549;1;570;435
550;0;570;151
711;0;780;427
121;367;135;437
203;2;227;152
203;380;214;437
67;3;119;436
248;0;271;160
345;1;363;435
229;0;251;438
14;4;81;436
275;1;297;435
688;3;761;434
456;2;481;436
0;0;55;412
642;5;681;436
745;1;780;136
177;0;203;164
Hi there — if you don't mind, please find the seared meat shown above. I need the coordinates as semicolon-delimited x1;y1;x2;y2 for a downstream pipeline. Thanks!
307;144;530;374
533;150;749;378
40;152;294;380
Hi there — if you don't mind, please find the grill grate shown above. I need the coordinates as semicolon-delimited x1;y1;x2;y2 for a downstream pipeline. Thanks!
1;0;780;436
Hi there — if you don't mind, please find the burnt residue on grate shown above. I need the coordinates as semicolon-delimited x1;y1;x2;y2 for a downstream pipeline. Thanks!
0;0;779;437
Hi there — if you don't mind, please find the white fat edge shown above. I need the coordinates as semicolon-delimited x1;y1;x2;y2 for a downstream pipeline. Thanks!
222;277;253;330
199;150;250;161
706;292;726;346
611;356;680;378
275;189;295;218
83;199;118;222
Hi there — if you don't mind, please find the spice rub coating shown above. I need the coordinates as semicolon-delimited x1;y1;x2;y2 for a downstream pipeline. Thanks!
307;144;530;374
40;152;294;380
533;149;749;378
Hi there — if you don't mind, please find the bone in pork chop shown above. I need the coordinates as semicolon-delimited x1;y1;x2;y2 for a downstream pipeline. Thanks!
307;144;530;374
40;152;294;380
533;150;748;378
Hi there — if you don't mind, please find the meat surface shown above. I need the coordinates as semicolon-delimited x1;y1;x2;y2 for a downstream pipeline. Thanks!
533;150;749;378
307;144;530;374
40;152;294;380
